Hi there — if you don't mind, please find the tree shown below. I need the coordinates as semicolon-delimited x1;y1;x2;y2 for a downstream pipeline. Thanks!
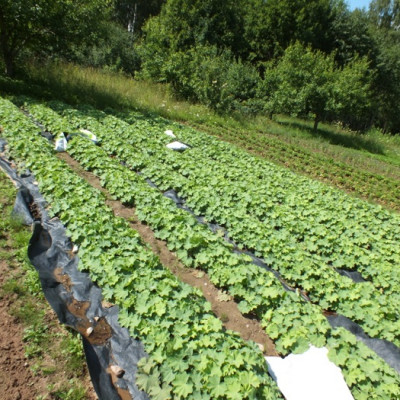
243;0;335;64
331;56;373;129
139;0;248;83
330;2;375;66
366;0;400;132
140;0;246;58
368;28;400;132
0;0;112;77
369;0;400;29
114;0;165;34
263;43;371;131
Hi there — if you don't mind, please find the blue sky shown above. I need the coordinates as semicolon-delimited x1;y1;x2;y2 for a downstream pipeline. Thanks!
347;0;371;10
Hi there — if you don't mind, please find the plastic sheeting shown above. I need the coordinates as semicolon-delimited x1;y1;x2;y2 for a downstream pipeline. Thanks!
0;138;7;152
336;268;366;283
266;346;354;400
55;133;68;152
12;187;34;225
164;129;176;138
166;141;189;151
79;128;98;144
0;150;149;400
327;314;400;374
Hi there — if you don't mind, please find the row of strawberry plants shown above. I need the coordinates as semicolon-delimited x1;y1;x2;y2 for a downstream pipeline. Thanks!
0;97;283;400
33;100;400;348
22;101;400;400
19;99;339;351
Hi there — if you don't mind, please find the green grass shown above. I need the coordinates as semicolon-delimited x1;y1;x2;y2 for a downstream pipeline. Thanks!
2;60;400;212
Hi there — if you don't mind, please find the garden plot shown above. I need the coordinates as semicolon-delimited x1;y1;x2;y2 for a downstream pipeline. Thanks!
2;96;400;399
28;100;400;345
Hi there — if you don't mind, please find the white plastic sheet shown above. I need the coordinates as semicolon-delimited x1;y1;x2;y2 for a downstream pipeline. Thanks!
265;346;354;400
55;133;67;152
164;129;176;138
79;128;98;143
166;141;189;151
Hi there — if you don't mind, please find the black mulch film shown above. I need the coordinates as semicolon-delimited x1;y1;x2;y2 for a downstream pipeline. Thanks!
157;185;400;374
0;153;149;400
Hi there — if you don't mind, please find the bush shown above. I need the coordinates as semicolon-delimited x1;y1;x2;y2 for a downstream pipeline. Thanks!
162;45;262;113
71;23;140;75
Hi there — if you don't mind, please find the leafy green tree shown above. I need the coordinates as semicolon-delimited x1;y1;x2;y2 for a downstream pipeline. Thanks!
139;0;246;71
368;28;400;132
0;0;112;77
161;45;261;113
366;0;400;132
264;43;336;130
331;56;373;129
330;2;374;66
263;43;371;131
70;23;140;74
243;0;335;64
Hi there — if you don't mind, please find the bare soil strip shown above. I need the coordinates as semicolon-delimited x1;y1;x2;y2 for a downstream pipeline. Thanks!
57;152;278;356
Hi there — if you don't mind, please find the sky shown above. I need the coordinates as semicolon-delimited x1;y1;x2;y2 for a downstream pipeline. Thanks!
347;0;371;11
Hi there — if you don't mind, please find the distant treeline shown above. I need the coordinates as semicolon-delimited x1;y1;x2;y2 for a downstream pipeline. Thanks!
1;0;399;132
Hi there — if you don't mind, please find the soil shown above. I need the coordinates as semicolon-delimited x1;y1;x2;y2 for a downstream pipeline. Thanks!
66;298;112;346
57;152;278;356
107;366;131;400
0;261;37;400
0;257;97;400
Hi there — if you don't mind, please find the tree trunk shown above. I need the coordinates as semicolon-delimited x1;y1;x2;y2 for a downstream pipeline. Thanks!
0;26;16;78
313;115;320;131
4;53;15;77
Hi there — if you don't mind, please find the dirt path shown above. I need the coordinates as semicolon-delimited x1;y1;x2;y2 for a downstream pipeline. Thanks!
57;152;278;356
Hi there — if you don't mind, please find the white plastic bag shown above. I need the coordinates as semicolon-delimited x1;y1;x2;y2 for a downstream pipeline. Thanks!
166;141;189;151
164;129;176;138
265;346;354;400
79;128;98;143
55;133;67;152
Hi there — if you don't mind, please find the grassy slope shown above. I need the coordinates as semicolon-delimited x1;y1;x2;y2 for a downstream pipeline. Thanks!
2;61;400;211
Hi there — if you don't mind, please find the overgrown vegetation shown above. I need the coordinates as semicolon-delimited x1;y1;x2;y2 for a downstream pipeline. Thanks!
0;170;91;400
